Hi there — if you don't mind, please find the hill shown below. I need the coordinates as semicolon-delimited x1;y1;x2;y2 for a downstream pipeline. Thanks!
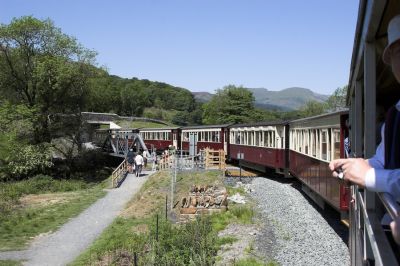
249;87;329;111
192;92;214;103
193;87;329;111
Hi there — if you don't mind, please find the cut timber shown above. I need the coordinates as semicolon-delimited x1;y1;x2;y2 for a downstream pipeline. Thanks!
225;169;257;177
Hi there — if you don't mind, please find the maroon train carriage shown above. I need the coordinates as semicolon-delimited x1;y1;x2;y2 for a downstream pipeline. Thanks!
288;110;350;219
228;122;288;174
139;127;180;152
180;124;231;154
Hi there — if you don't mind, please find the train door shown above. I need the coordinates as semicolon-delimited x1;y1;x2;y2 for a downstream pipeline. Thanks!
223;128;228;154
189;132;197;156
172;130;178;149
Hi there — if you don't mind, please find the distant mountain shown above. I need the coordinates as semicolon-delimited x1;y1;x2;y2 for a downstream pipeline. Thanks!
192;92;214;103
192;87;329;111
248;87;329;111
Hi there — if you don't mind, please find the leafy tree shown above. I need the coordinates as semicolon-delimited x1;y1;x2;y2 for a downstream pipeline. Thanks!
326;85;348;111
5;144;53;180
300;100;327;117
119;84;149;116
0;16;96;143
202;85;257;124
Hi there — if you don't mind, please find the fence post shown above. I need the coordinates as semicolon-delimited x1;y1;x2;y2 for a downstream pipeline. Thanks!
156;214;159;241
165;195;168;219
134;252;137;266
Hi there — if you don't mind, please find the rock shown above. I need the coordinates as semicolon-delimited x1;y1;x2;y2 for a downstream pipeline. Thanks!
227;193;246;204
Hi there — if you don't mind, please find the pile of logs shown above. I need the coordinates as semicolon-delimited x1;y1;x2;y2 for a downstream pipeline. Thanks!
179;185;228;223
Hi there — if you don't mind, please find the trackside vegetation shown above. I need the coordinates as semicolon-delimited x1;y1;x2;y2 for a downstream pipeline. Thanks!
72;170;264;265
0;175;109;250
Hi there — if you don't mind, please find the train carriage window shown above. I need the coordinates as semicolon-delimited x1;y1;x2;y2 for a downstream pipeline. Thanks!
255;131;259;146
315;129;320;158
327;130;331;161
263;131;268;147
333;129;340;160
292;130;295;150
183;132;189;141
273;131;276;148
310;130;315;157
321;130;328;161
304;130;308;155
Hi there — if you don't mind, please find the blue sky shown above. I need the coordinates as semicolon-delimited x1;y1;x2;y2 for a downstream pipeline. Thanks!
1;1;359;95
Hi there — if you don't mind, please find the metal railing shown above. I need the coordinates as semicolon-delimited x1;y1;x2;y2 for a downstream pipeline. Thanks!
350;186;400;265
111;159;128;188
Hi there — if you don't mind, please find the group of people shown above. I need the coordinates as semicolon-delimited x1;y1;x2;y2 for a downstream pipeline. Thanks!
329;15;400;244
126;148;146;177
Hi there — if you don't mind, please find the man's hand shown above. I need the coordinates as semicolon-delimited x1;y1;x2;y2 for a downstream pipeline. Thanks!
329;158;372;187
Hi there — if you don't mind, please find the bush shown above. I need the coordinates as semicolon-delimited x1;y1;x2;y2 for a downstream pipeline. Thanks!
5;144;53;180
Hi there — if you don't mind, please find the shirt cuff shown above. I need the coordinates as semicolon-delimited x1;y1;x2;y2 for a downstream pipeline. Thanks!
365;168;376;191
374;168;391;192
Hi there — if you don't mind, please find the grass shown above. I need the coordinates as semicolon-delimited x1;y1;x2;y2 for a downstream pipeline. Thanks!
72;169;260;265
211;204;255;232
227;186;246;196
71;217;150;266
0;176;109;250
0;261;21;266
72;170;225;265
216;236;238;246
143;107;178;123
234;257;278;266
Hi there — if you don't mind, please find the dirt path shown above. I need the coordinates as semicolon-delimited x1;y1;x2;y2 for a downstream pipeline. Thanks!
0;172;152;266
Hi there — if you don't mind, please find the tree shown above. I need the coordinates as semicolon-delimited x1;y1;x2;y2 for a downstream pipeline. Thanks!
0;16;96;143
300;100;327;117
119;84;148;116
202;85;256;124
326;85;348;111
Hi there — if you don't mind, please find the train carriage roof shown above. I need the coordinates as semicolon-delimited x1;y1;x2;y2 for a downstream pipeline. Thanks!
138;127;181;131
289;109;348;126
229;120;288;128
181;124;233;130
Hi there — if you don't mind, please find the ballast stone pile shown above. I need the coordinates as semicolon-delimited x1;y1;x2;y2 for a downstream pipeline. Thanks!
249;177;350;266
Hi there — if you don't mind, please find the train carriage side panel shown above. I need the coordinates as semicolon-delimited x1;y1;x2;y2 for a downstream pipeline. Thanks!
288;111;349;212
229;122;287;173
180;125;231;154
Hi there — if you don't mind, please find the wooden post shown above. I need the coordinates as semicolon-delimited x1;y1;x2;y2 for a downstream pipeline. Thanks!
156;214;159;241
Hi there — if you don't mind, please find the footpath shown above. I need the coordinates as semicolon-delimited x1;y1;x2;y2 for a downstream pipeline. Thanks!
0;171;152;266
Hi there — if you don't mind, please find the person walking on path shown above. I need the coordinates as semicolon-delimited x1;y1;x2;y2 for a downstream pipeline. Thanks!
126;148;135;173
134;152;144;177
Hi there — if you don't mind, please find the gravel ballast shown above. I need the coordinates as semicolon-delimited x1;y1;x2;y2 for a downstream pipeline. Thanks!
249;177;350;266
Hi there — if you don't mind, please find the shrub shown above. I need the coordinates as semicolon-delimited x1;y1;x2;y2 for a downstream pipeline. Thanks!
5;144;53;180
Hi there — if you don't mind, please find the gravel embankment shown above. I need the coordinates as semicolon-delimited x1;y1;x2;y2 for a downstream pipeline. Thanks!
249;177;350;266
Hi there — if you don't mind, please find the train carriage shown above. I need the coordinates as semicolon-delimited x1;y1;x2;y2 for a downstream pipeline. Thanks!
347;0;400;264
228;122;288;174
139;127;180;152
180;124;230;154
288;111;350;218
